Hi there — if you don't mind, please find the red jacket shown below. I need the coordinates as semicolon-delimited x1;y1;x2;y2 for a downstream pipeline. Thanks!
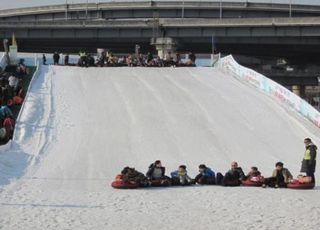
3;117;15;139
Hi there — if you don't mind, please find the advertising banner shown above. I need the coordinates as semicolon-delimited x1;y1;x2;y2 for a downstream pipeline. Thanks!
218;55;320;128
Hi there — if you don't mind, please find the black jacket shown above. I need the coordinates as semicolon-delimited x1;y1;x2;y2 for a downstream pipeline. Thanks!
301;144;317;173
146;163;165;180
226;167;246;180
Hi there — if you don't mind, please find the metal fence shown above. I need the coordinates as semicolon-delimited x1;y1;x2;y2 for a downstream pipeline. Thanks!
0;0;319;11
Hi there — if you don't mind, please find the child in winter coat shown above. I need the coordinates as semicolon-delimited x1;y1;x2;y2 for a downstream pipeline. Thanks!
195;164;216;185
146;160;171;186
246;166;264;182
171;165;193;185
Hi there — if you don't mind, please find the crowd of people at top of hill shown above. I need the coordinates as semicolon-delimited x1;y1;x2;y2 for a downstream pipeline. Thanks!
0;59;28;143
44;51;197;68
115;138;317;188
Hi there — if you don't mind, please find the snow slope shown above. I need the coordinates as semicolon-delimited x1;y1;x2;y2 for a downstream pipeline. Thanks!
0;65;320;230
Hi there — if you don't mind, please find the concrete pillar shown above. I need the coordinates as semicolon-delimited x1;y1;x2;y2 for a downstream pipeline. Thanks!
300;85;306;98
292;85;300;96
151;37;177;59
9;33;18;65
292;85;305;98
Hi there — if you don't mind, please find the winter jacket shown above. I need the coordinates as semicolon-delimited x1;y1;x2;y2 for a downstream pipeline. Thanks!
8;76;19;88
226;167;245;180
199;167;215;178
3;117;15;139
146;163;165;180
171;170;191;178
171;170;192;184
0;105;13;119
246;171;261;179
1;87;9;105
301;143;317;173
53;53;60;62
122;170;148;185
272;168;293;183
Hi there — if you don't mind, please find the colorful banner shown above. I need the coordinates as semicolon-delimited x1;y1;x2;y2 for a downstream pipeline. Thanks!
217;55;320;128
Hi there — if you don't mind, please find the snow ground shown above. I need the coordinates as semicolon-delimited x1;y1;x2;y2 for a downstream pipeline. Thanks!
0;65;320;230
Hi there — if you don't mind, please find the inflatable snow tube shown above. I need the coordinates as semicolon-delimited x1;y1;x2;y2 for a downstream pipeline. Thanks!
111;181;139;189
287;182;315;189
223;180;241;187
149;179;171;187
241;179;263;187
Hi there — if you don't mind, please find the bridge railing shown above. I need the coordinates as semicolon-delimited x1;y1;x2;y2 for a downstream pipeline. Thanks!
217;54;320;128
0;0;320;19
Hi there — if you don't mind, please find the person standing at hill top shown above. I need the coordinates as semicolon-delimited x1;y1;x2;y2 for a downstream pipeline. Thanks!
301;138;317;183
53;52;60;65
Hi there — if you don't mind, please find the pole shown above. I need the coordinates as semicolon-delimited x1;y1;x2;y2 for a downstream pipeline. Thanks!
289;0;292;18
65;0;68;21
86;0;88;20
96;1;99;19
219;0;222;19
211;36;215;54
182;0;185;18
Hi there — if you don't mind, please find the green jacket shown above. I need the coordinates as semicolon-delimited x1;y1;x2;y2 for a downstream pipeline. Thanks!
301;143;317;173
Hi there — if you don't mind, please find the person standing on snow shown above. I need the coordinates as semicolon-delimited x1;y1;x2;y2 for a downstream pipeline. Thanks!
53;52;60;65
42;54;47;65
64;54;69;66
301;138;317;183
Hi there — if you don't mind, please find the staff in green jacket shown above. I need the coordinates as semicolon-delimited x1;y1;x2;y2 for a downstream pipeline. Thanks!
301;138;317;183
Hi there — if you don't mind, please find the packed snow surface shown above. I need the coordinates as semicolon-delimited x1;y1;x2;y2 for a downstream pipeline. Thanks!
0;66;319;230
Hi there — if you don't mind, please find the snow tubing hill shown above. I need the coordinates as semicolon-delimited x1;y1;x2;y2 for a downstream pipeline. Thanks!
2;65;320;229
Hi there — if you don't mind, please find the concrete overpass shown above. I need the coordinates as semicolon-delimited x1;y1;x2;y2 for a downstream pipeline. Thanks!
1;1;320;21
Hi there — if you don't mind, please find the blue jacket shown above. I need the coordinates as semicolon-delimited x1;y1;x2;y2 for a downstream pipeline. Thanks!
170;170;188;178
170;170;179;178
201;168;215;177
0;106;13;119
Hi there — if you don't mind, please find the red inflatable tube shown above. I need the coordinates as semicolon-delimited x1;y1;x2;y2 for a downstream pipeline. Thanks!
223;180;241;186
287;182;315;189
241;179;263;187
111;181;139;189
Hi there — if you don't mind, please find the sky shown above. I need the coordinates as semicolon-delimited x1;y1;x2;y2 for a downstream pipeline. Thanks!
0;0;319;10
